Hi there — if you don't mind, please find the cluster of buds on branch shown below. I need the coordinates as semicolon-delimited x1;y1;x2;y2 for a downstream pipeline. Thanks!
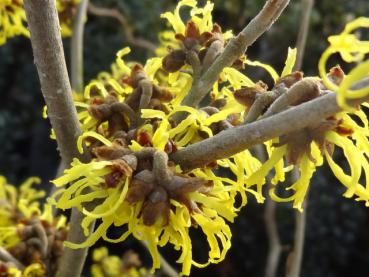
46;1;369;274
0;0;80;45
0;177;67;276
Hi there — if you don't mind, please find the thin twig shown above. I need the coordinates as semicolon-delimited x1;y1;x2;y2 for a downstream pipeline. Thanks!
71;0;89;93
293;0;314;71
153;151;172;184
244;87;286;124
262;78;319;118
286;169;307;277
180;0;290;108
286;1;314;276
171;77;369;170
0;247;24;270
23;1;92;277
264;197;282;277
159;253;180;277
87;2;156;53
253;144;282;277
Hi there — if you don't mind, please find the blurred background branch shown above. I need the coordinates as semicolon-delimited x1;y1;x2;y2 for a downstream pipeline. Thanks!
87;2;157;53
71;0;89;93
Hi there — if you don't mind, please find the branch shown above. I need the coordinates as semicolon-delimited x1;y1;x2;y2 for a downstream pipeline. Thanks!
24;0;83;165
262;78;319;118
159;253;180;277
264;197;282;277
71;0;89;93
23;1;92;277
286;1;314;275
171;77;369;170
0;247;24;270
293;0;314;71
252;144;282;277
181;0;290;108
286;168;307;277
87;3;157;53
244;87;286;124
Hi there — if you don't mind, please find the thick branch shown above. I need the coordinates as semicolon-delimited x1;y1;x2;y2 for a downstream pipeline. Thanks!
87;3;156;53
181;0;290;108
23;1;91;277
24;0;82;165
171;77;369;169
71;0;89;93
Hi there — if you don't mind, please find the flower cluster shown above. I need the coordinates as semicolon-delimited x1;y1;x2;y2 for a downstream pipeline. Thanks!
319;17;369;109
0;0;80;45
0;176;68;276
91;247;150;277
49;0;369;275
0;0;28;45
50;1;263;275
240;17;369;211
56;0;81;37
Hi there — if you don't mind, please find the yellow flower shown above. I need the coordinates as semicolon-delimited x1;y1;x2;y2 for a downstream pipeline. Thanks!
0;176;44;227
0;262;46;277
319;17;369;109
0;175;67;275
246;109;369;211
0;0;29;45
0;0;82;45
56;0;81;37
23;263;45;277
245;47;297;83
51;146;236;275
91;247;150;277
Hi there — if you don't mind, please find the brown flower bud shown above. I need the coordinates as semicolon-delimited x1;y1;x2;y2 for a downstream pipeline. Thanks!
88;103;112;121
142;187;169;226
276;71;303;88
162;50;186;72
328;65;345;85
234;82;267;107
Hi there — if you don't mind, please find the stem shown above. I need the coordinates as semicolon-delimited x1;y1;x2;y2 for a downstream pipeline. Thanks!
254;144;282;277
262;79;318;118
171;77;369;170
23;0;83;165
0;247;24;270
23;1;92;277
286;169;307;277
293;0;314;71
181;0;290;108
244;88;285;124
56;209;95;277
286;1;313;275
71;0;89;93
153;151;172;184
159;253;180;277
264;198;282;277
